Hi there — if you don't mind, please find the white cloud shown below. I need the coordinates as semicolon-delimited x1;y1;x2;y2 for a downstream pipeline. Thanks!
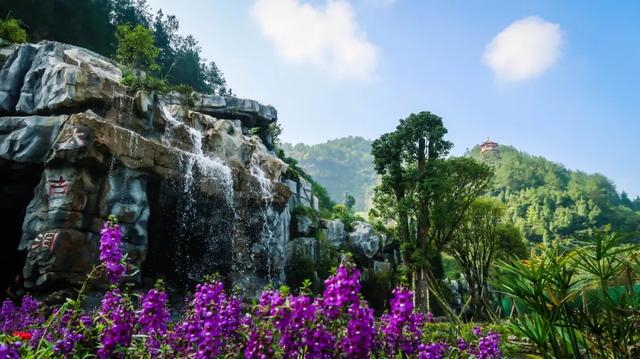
251;0;378;80
484;16;563;83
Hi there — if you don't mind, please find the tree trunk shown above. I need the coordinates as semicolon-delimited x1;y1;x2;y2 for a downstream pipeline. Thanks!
417;137;428;253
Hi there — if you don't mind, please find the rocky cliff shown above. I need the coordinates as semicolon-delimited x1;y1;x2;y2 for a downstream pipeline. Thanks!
0;40;301;297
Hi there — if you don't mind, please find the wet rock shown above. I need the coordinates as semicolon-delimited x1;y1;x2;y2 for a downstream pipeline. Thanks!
23;228;99;289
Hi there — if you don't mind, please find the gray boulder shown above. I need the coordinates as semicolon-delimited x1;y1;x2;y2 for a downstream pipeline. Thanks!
12;41;125;114
348;221;380;259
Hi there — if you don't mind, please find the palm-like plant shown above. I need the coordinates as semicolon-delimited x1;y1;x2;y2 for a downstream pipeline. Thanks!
494;229;640;358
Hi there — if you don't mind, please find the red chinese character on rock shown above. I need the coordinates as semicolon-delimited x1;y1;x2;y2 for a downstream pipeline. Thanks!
30;232;59;253
48;176;70;196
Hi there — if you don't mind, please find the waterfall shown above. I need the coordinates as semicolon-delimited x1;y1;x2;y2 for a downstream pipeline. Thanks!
250;154;286;285
160;105;236;284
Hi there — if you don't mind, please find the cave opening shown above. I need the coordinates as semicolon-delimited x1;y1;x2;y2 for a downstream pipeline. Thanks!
0;160;43;302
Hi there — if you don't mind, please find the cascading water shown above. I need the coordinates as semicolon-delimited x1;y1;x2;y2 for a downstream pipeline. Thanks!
249;155;282;284
160;105;237;284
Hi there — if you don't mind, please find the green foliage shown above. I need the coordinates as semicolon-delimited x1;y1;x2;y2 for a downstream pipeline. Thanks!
0;0;229;95
268;122;283;146
1;0;115;55
370;111;493;319
468;144;640;243
173;83;199;108
121;67;169;92
0;16;27;43
282;136;378;211
343;192;356;209
116;23;159;71
494;229;640;358
446;197;526;321
331;204;364;231
284;235;339;294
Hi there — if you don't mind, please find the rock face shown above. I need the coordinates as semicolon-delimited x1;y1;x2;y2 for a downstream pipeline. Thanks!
348;221;381;259
0;41;296;297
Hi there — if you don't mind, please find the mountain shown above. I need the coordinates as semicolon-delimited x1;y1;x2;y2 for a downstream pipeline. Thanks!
468;144;640;242
282;137;378;211
284;137;640;241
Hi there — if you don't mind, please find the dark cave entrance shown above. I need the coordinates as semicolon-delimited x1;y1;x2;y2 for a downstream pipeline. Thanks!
0;160;43;301
143;176;235;292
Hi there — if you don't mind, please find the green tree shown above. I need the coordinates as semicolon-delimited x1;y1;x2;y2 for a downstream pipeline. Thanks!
344;192;356;209
446;198;526;321
0;16;27;43
115;23;159;71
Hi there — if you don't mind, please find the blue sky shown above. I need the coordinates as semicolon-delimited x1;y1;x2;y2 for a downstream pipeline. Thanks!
147;0;639;197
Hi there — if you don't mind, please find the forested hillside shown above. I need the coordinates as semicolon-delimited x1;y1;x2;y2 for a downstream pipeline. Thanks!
282;137;378;211
285;137;640;241
468;145;640;242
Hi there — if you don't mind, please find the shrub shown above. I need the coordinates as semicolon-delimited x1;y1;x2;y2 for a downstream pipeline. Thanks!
115;23;159;71
0;17;27;43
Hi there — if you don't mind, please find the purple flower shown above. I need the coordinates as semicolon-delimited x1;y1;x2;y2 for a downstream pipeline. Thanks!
0;341;21;359
171;280;242;358
322;265;361;319
378;287;425;356
477;331;502;359
97;289;135;359
137;288;170;354
457;337;468;351
339;302;376;358
0;296;41;333
418;342;448;359
100;218;126;283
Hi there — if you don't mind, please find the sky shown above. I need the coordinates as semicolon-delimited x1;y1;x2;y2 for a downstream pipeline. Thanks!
147;0;640;197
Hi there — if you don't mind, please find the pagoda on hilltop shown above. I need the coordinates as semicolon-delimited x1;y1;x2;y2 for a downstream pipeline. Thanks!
480;138;500;158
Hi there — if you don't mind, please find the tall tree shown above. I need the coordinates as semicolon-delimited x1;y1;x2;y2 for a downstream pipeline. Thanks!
371;112;493;317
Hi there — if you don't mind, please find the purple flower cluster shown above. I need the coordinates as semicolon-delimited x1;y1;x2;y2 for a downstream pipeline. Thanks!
50;308;90;356
0;296;41;333
454;328;503;359
418;342;448;359
97;289;135;359
0;341;21;359
379;287;426;356
137;288;170;354
339;302;376;358
322;266;361;319
100;219;126;283
174;281;242;358
0;257;505;358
